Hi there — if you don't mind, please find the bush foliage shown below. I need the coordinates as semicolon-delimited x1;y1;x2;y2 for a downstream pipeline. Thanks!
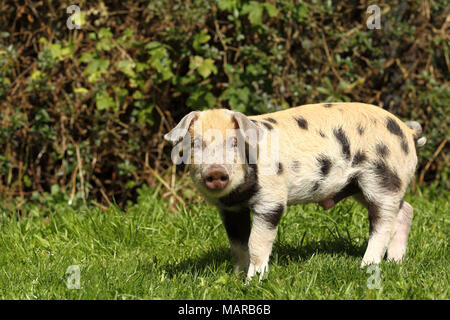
0;0;448;206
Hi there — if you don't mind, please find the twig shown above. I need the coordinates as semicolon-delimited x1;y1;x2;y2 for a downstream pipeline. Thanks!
68;162;79;206
214;18;232;83
320;31;343;83
155;105;171;133
170;162;176;207
146;165;185;207
419;138;447;185
91;201;108;211
92;175;113;207
75;143;86;203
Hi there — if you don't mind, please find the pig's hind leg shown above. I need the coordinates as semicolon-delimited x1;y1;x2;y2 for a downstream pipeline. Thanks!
386;200;414;262
357;172;405;267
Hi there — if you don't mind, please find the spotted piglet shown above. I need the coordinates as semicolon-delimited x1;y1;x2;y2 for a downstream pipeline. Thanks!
164;103;426;281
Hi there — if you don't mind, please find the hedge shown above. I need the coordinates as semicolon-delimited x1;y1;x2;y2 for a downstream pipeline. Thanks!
0;0;448;208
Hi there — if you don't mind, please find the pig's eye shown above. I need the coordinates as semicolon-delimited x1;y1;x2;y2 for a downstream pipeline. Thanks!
193;138;202;149
227;137;237;148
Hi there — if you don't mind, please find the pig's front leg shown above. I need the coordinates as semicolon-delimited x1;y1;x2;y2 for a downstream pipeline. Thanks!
220;208;251;274
247;202;285;281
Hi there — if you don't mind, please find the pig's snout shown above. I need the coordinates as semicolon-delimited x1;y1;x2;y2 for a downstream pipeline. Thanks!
203;166;229;190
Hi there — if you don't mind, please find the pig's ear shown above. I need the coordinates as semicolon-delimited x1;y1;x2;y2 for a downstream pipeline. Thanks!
164;111;200;144
231;111;265;146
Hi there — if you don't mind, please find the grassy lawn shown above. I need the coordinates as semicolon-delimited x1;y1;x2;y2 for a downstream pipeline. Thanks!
0;187;448;300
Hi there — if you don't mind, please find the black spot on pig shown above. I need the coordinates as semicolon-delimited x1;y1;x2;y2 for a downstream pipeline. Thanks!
333;127;351;160
220;208;251;245
368;202;380;235
219;164;259;207
311;181;320;192
317;155;332;176
336;176;361;199
262;204;285;229
276;162;283;175
376;143;389;158
401;139;409;154
386;118;405;138
295;117;308;130
352;150;367;166
318;130;326;138
261;121;274;130
372;160;402;192
358;124;365;135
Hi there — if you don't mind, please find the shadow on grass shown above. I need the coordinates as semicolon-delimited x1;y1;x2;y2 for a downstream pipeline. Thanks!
163;246;232;277
273;237;368;266
162;237;368;276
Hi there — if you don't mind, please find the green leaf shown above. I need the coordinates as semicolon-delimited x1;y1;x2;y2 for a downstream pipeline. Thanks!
84;59;110;74
189;56;204;70
117;60;136;78
79;52;94;63
74;87;89;94
190;56;217;79
198;59;217;79
97;39;114;51
137;104;155;126
23;175;32;188
50;184;61;195
98;27;113;39
136;62;149;72
317;87;331;95
295;3;309;22
217;0;237;11
193;31;211;51
132;91;144;99
95;91;115;110
263;3;279;17
147;42;173;81
324;77;333;91
96;28;114;51
126;181;136;189
84;59;110;83
186;86;216;110
30;70;44;82
220;86;250;113
242;1;263;25
145;41;164;51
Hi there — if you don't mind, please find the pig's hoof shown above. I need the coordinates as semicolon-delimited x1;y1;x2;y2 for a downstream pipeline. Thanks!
246;260;269;282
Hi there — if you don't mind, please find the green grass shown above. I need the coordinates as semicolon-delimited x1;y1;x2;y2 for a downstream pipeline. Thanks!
0;188;448;300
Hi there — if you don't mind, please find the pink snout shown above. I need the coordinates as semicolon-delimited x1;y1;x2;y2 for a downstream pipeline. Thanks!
203;166;229;190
